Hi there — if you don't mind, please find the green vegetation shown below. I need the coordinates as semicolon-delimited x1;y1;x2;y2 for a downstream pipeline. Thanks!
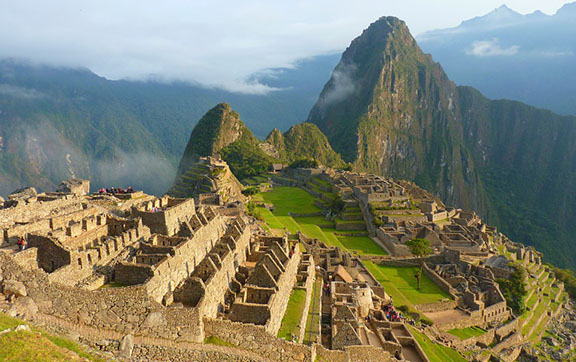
0;313;24;330
408;326;467;362
288;158;318;169
204;336;236;347
221;136;273;180
447;326;487;340
336;235;386;256
256;187;386;256
496;263;527;314
548;264;576;300
277;289;308;341
0;313;104;362
406;238;432;258
303;278;322;345
364;262;450;305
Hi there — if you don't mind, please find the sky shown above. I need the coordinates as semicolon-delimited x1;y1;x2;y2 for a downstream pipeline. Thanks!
0;0;572;93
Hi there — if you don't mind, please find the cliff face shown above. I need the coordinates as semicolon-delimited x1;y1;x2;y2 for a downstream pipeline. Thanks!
308;17;576;268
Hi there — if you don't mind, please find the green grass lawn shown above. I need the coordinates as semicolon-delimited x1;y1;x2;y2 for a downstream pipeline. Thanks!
364;262;451;305
337;235;387;256
260;187;320;216
277;289;308;341
409;326;467;362
447;326;487;340
256;207;285;229
256;186;387;256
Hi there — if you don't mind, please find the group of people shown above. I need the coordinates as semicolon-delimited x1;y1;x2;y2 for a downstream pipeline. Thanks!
382;302;405;322
16;237;27;251
98;186;134;195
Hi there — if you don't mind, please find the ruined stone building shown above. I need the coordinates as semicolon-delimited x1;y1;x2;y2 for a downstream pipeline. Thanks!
226;235;301;334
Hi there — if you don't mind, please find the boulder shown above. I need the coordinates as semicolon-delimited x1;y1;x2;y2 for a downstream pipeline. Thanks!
119;334;134;359
14;324;31;332
2;280;27;297
7;296;38;318
143;311;166;328
8;187;37;202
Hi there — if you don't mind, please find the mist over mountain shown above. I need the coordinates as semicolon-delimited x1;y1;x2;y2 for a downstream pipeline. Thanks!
418;2;576;116
0;54;338;196
308;16;576;269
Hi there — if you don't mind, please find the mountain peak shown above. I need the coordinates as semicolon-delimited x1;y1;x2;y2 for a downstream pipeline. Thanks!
174;102;253;178
459;4;522;28
556;2;576;16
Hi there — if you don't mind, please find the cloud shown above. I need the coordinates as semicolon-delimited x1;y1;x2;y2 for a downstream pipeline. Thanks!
0;0;569;93
320;62;357;105
93;152;176;196
466;38;520;56
0;84;46;99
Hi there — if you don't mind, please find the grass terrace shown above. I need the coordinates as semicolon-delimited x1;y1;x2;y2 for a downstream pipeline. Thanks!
447;326;487;340
409;326;467;362
364;262;451;305
255;186;387;256
277;288;308;341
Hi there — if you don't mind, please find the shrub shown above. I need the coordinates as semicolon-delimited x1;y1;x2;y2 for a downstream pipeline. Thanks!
288;158;318;169
496;263;527;314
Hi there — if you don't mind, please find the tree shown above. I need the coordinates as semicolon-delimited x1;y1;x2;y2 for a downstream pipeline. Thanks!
496;263;527;314
406;238;432;258
414;269;422;290
288;158;318;169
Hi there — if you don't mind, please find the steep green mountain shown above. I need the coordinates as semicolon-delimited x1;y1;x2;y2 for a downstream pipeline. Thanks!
172;104;344;194
0;55;339;196
308;17;576;269
263;123;346;167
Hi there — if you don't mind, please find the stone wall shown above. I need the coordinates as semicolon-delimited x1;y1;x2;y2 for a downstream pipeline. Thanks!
495;318;519;342
0;198;85;246
416;300;457;313
265;247;302;335
194;222;251;318
422;262;459;299
0;252;206;343
335;222;366;231
133;198;195;236
143;215;227;303
376;230;411;256
297;256;315;343
453;328;495;349
203;318;311;362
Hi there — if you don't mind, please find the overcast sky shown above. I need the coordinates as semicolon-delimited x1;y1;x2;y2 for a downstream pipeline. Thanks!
0;0;572;93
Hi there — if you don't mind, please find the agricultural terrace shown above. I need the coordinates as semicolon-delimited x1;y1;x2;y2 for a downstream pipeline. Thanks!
408;326;467;362
253;186;387;256
364;262;451;306
447;326;487;340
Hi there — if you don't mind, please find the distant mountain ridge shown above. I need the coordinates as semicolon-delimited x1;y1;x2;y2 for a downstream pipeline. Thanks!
308;16;576;269
418;2;576;116
0;55;339;196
